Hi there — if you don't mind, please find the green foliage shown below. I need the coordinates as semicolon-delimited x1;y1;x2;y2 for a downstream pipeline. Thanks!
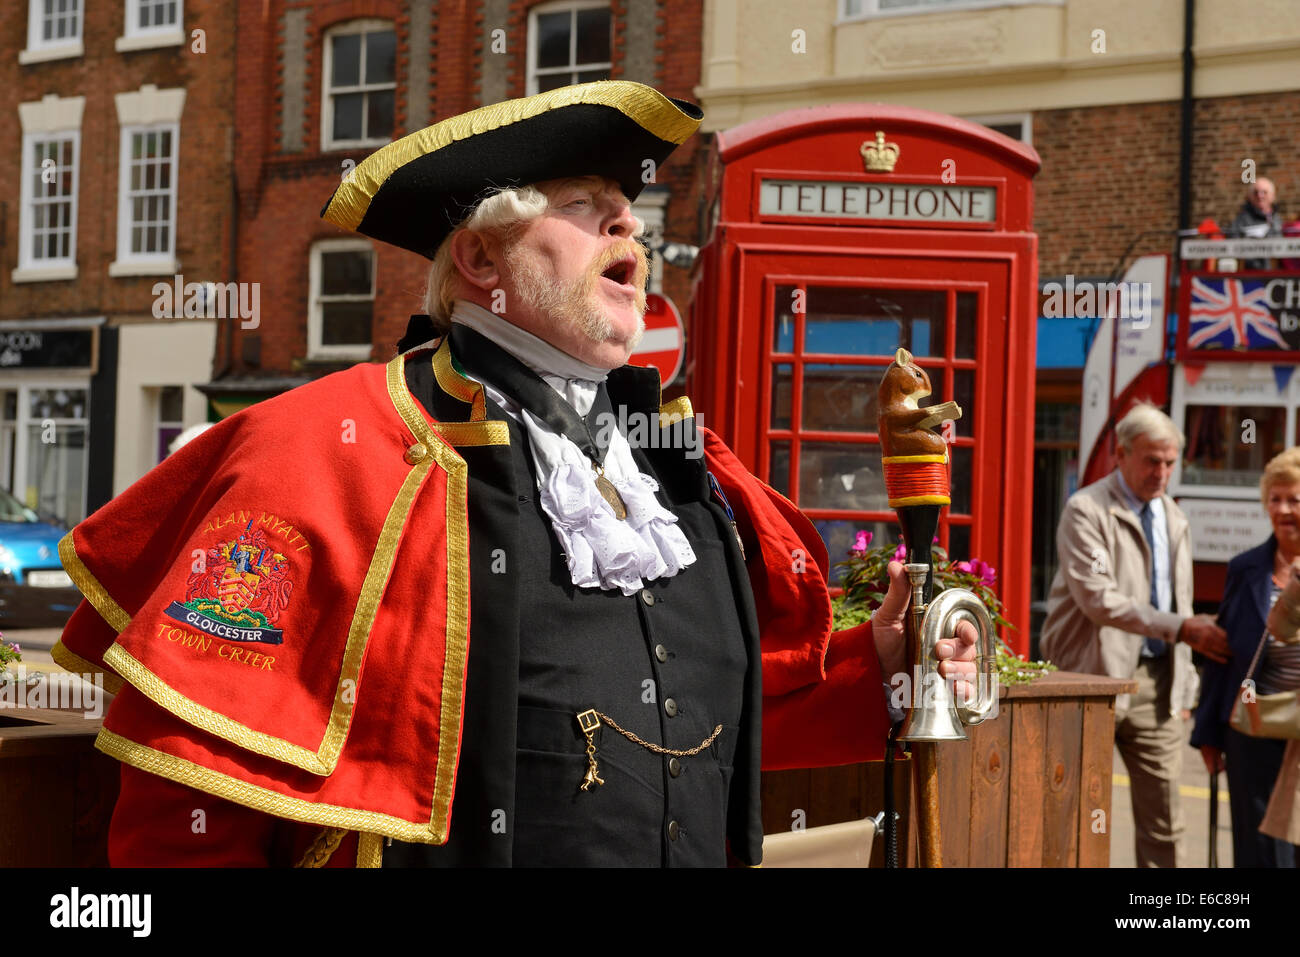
0;637;19;684
832;531;1055;685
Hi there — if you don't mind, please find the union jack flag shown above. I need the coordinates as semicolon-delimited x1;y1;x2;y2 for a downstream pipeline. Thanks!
1187;277;1287;350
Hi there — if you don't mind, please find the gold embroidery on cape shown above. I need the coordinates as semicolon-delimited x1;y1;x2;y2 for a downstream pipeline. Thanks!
60;362;454;777
658;396;694;428
59;532;131;632
95;446;432;778
356;832;384;868
96;729;451;844
385;351;471;843
296;826;348;867
50;639;125;695
431;337;487;420
434;421;510;447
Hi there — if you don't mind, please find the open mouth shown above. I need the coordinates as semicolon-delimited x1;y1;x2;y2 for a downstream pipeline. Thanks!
600;254;638;290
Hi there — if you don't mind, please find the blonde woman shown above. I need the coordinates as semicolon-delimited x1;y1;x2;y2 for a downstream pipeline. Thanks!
1193;447;1300;866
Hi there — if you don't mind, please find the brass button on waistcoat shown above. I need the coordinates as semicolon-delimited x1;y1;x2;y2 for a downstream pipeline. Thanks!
640;589;656;606
655;644;668;663
668;757;682;777
667;820;680;841
664;698;678;717
404;442;429;465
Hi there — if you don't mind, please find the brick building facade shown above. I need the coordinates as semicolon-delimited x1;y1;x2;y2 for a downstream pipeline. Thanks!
1033;91;1299;279
1;0;235;525
216;0;706;408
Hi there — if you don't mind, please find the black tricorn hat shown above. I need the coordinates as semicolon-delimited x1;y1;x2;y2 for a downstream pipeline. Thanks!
320;81;703;260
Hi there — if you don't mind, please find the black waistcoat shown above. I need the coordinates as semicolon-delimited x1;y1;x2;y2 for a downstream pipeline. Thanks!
383;342;764;867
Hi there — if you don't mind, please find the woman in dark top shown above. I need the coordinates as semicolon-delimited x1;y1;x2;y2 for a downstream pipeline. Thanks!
1192;447;1300;866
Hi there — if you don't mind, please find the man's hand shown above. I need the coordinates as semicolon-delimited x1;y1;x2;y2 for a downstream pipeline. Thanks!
872;561;980;700
1178;614;1231;663
1200;744;1225;775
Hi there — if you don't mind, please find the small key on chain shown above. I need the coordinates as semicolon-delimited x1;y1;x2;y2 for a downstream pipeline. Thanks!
576;709;605;791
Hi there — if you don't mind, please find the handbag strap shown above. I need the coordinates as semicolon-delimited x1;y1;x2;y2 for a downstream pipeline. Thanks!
1243;626;1270;683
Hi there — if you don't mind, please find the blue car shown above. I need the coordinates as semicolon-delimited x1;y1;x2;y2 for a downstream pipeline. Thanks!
0;488;81;625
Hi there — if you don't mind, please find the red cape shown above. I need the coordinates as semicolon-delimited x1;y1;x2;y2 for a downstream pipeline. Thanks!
57;343;889;849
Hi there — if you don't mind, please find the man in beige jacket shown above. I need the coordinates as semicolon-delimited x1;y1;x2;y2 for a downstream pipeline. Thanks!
1042;403;1229;867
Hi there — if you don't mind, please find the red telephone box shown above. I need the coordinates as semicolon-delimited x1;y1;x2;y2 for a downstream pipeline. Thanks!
689;104;1040;652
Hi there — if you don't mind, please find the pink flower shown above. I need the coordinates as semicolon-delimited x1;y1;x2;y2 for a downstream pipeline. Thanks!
850;529;873;557
892;543;907;563
971;559;997;585
955;560;973;575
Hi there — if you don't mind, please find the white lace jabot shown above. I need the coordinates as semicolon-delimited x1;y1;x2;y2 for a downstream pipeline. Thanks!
449;301;695;595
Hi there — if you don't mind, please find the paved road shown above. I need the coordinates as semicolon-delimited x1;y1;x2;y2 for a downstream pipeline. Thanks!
1109;731;1234;868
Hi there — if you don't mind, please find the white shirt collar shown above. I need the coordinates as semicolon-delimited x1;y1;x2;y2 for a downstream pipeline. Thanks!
449;300;609;384
1115;470;1162;516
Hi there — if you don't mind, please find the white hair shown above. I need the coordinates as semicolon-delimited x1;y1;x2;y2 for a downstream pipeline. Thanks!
421;179;645;333
1116;402;1184;450
421;185;549;332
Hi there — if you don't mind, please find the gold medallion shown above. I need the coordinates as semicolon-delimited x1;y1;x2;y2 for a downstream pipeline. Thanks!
593;465;628;520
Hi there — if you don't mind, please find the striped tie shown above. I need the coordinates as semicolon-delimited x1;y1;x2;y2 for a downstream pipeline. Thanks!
1139;502;1166;658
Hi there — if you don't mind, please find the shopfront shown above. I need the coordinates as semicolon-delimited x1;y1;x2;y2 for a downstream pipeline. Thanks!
0;318;101;527
690;105;1040;649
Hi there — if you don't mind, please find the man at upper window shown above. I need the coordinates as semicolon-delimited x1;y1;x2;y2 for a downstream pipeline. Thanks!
54;81;978;867
1228;177;1284;270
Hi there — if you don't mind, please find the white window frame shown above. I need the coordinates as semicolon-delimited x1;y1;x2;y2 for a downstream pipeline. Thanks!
321;19;396;151
16;130;80;282
14;93;85;283
117;0;185;51
963;112;1032;146
840;0;1062;21
20;0;84;63
526;0;612;96
308;239;376;360
111;123;180;277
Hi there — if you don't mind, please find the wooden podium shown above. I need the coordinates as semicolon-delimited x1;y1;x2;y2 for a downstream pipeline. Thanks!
761;670;1136;867
0;706;118;867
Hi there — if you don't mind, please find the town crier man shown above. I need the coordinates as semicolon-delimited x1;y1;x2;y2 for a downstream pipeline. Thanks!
54;81;977;867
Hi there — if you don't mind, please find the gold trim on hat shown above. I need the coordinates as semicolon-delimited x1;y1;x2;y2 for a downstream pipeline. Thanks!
322;81;701;232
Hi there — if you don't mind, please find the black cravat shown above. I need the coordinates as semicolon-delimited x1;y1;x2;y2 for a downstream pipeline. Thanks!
449;324;611;465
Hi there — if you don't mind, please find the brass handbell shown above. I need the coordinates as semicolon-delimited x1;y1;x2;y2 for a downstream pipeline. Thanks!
896;563;999;742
